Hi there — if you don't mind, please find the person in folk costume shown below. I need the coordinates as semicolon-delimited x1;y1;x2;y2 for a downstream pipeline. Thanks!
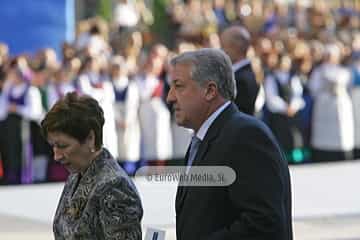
264;54;305;163
76;23;110;60
308;43;354;162
0;69;6;183
46;66;77;109
76;56;119;159
0;43;8;183
349;51;360;159
32;48;62;112
135;45;173;161
29;67;51;183
290;41;315;162
109;56;141;169
44;64;78;182
0;57;44;184
30;48;67;183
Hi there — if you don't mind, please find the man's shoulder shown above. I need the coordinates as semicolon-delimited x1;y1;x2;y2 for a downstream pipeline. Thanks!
223;110;273;139
219;110;284;162
228;110;263;128
234;66;257;94
234;63;254;77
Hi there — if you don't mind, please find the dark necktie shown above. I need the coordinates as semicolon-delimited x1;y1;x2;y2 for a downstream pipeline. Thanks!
186;136;201;173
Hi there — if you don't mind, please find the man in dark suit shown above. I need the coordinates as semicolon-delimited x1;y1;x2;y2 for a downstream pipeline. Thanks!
221;25;259;115
166;48;293;240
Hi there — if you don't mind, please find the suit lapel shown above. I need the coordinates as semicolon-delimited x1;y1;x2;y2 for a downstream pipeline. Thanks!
175;146;190;213
175;103;239;214
192;103;238;167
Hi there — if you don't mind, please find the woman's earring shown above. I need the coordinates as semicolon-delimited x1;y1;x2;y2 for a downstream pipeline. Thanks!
90;148;95;153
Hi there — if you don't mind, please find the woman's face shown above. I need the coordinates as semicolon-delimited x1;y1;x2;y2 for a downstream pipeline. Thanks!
47;132;94;174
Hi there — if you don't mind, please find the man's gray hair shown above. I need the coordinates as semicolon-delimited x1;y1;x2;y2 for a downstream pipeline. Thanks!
170;48;237;100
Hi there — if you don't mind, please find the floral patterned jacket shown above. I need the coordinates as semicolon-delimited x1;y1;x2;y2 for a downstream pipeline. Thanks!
53;148;143;240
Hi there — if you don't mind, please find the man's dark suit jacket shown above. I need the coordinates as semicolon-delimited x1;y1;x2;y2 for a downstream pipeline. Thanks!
234;62;259;115
176;103;293;240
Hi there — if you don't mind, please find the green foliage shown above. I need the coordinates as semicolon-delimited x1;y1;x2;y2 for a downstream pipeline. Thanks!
97;0;112;22
151;0;170;42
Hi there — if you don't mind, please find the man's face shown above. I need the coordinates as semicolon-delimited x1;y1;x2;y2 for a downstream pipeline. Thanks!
47;132;93;173
166;63;207;131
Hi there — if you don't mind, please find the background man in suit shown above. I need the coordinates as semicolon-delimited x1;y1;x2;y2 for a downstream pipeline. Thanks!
220;25;259;115
166;48;293;240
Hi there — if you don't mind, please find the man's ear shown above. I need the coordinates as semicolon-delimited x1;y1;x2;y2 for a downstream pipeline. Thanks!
86;130;96;146
204;81;218;101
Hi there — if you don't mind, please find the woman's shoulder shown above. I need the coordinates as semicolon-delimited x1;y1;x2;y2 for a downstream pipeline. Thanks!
93;152;139;195
93;168;142;212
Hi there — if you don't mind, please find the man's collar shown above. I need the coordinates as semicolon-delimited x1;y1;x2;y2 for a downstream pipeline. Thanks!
196;101;231;140
232;59;251;72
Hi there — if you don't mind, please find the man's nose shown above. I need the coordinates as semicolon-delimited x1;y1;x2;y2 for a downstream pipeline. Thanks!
53;148;64;161
166;87;175;104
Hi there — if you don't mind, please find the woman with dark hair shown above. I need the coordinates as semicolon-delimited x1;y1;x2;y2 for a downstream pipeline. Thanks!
41;91;142;240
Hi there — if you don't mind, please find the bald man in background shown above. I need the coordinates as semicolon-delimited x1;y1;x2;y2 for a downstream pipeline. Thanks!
220;25;259;115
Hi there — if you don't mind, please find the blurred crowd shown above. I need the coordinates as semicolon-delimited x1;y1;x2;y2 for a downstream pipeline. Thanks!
1;0;360;184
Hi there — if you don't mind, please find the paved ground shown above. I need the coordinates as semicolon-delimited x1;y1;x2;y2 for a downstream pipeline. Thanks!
0;214;52;240
293;215;360;240
1;214;360;240
1;160;360;239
